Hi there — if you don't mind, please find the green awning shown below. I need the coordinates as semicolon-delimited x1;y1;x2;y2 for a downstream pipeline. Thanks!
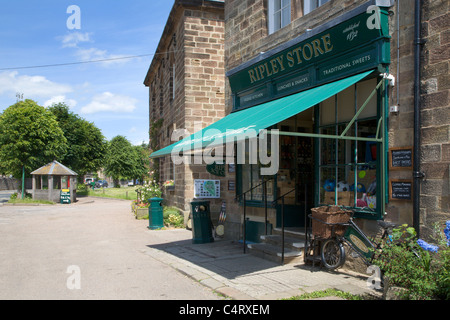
150;70;373;158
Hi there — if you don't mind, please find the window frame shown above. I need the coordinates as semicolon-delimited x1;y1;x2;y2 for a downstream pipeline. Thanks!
268;0;292;35
237;137;277;207
304;0;330;15
314;78;384;220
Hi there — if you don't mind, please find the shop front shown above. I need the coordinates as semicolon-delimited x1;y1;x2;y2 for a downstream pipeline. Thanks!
150;4;393;241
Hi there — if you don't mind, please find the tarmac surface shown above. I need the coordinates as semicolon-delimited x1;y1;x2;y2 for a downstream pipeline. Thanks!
0;196;382;300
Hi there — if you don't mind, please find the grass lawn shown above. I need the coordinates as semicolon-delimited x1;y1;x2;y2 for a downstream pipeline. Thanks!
78;187;140;201
8;198;55;205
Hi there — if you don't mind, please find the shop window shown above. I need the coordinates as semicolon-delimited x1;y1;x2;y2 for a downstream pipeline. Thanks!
237;139;276;205
304;0;330;15
268;0;291;34
317;79;381;218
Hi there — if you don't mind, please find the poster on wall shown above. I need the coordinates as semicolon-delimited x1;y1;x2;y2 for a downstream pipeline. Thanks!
194;180;221;199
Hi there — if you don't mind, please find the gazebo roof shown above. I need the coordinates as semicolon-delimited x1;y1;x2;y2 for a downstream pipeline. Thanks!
31;161;78;176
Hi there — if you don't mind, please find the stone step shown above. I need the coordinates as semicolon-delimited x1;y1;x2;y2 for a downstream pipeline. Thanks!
260;234;306;251
272;227;310;239
247;242;303;264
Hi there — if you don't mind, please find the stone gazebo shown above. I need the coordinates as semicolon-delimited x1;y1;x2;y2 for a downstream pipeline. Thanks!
31;161;78;203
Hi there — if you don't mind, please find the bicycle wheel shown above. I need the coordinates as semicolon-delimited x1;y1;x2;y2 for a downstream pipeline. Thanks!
321;239;346;270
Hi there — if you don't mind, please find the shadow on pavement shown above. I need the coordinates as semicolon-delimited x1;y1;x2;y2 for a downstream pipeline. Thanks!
146;238;287;280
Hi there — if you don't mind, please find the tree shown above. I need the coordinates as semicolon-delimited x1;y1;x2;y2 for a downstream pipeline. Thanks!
48;103;107;179
104;136;136;187
131;143;150;184
104;136;150;187
0;100;68;194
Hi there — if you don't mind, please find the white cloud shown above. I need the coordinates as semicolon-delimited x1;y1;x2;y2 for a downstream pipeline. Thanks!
60;32;92;48
75;48;129;67
81;92;138;114
0;71;72;98
43;95;77;108
76;47;108;61
59;32;131;67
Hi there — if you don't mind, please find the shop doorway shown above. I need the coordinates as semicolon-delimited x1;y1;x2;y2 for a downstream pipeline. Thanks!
275;110;314;228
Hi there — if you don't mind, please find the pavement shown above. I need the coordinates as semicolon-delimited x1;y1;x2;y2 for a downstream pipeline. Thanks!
1;195;383;300
143;235;384;300
141;212;383;300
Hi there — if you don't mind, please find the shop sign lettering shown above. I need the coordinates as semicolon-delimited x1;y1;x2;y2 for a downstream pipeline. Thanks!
248;34;333;84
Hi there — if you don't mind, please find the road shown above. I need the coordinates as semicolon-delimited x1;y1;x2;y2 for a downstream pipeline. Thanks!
0;197;220;300
0;190;14;204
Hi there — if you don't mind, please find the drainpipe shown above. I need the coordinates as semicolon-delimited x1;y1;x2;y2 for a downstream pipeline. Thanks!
413;0;425;236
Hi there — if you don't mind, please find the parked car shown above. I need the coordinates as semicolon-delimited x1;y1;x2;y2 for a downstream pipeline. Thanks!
95;180;109;188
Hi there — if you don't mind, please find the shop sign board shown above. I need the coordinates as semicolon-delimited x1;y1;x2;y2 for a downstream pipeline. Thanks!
229;8;390;110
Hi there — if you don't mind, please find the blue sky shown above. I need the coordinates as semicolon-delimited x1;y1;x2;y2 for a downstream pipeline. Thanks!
0;0;174;145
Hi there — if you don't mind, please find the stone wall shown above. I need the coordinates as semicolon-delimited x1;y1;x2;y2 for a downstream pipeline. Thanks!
0;178;32;191
0;178;18;191
419;0;450;235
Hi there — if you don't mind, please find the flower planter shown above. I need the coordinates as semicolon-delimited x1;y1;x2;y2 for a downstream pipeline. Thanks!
165;185;175;191
135;207;148;220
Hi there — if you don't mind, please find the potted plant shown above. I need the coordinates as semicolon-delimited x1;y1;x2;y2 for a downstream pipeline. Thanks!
135;201;149;219
163;180;175;191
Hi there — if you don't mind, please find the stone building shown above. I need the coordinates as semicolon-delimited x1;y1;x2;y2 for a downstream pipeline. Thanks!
222;0;449;240
150;0;448;251
31;160;78;203
145;0;229;218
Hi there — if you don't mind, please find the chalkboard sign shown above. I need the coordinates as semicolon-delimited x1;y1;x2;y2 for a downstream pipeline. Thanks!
389;147;413;171
390;180;413;201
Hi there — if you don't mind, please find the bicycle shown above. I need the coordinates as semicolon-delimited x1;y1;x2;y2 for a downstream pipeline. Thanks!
308;210;397;270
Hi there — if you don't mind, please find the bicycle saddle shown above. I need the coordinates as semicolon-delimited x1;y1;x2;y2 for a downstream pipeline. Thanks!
377;220;397;230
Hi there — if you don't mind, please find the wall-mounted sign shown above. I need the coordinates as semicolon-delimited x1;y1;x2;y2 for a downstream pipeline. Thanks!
389;180;413;201
389;147;413;171
228;8;391;110
206;163;226;177
194;180;221;199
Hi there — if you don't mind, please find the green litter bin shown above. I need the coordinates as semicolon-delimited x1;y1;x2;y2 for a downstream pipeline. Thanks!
191;200;214;244
148;197;164;230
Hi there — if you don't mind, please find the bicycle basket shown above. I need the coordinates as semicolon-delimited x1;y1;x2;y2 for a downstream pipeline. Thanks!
311;206;351;238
